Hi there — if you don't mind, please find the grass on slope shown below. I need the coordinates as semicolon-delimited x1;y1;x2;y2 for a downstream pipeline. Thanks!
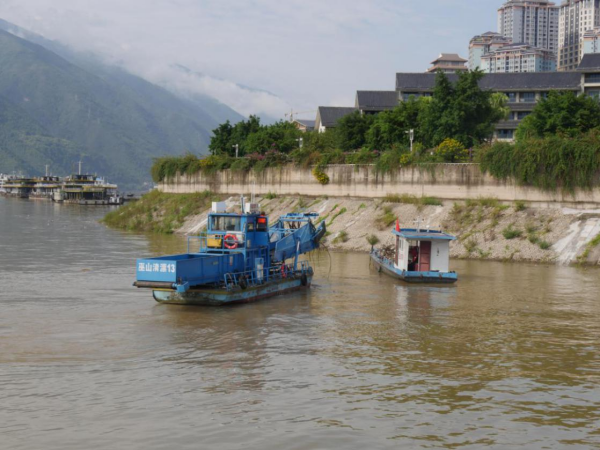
102;190;218;234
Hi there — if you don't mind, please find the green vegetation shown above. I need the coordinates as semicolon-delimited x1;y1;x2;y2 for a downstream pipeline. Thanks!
102;190;217;234
516;91;600;140
366;234;380;247
333;230;349;244
479;131;600;192
151;70;508;182
384;193;442;207
502;225;523;240
264;192;278;199
328;207;347;225
514;200;527;212
479;92;600;193
578;232;600;263
376;206;396;230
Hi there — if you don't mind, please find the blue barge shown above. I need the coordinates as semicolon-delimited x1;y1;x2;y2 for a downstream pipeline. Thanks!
371;222;458;284
134;200;326;305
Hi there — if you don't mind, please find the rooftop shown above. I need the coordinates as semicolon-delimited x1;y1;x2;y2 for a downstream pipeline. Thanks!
356;91;398;110
393;228;457;241
430;53;468;64
396;71;581;91
578;53;600;71
316;106;357;128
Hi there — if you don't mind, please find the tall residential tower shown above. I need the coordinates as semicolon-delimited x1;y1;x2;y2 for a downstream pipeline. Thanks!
498;0;560;54
558;0;600;70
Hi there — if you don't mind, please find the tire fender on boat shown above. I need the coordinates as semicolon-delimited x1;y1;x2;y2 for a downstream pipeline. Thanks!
238;275;248;290
300;273;308;286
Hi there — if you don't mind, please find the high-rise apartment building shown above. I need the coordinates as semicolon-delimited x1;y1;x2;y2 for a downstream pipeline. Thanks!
558;0;600;70
469;32;513;70
481;43;557;72
498;0;560;54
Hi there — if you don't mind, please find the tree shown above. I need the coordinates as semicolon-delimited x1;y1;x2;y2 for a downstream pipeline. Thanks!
515;91;600;141
208;120;233;155
335;111;374;151
420;69;502;148
365;98;426;150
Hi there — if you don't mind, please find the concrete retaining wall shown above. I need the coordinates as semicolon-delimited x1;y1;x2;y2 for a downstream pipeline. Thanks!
159;164;600;206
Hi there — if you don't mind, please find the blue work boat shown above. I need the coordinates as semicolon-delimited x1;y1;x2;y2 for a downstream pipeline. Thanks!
370;221;458;284
134;200;326;305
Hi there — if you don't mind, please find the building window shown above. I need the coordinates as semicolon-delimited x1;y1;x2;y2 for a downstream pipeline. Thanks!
585;73;600;83
506;92;517;102
497;129;515;140
520;92;536;102
517;111;531;120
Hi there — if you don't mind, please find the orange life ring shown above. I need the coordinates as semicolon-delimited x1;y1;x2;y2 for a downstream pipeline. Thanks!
223;234;238;249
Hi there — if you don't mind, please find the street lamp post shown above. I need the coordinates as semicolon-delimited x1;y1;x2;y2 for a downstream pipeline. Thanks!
405;129;414;153
233;144;239;158
296;137;303;148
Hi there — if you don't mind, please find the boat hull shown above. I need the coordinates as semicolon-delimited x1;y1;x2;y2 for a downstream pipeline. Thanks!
371;253;457;284
151;275;312;306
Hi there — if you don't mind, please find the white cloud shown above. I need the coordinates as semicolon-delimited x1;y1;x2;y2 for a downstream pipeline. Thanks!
0;0;499;118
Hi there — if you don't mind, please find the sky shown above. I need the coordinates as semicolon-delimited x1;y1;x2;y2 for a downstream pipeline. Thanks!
0;0;502;120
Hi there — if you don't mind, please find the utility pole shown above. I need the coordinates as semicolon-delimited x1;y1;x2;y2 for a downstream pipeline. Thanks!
405;129;414;153
45;165;49;177
233;144;239;158
296;137;303;148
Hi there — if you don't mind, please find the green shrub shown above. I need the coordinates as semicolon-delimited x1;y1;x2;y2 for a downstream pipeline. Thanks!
312;167;330;185
333;230;349;244
479;131;600;192
366;234;380;246
538;240;552;250
502;225;523;240
514;200;527;212
435;138;469;163
328;207;347;225
264;191;278;199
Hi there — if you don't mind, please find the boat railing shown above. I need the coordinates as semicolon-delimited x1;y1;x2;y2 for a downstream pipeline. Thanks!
223;260;312;291
372;248;394;267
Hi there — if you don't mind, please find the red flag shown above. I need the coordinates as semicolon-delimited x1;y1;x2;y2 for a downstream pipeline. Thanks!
396;218;400;232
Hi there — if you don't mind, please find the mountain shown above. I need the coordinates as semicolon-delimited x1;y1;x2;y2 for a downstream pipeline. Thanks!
0;22;244;190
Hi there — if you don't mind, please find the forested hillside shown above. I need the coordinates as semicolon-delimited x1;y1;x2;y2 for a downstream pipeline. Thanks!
0;24;243;190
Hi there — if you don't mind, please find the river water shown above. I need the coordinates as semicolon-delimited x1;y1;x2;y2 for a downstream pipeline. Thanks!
1;197;599;449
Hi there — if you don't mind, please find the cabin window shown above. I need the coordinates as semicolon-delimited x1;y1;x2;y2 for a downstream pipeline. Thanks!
211;216;241;232
247;222;255;232
257;217;268;232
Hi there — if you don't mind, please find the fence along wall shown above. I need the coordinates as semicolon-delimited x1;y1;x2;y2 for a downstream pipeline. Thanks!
159;164;600;206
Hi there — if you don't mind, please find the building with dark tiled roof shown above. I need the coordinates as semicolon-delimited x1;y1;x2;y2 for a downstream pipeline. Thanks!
396;60;600;139
314;106;357;132
355;91;398;113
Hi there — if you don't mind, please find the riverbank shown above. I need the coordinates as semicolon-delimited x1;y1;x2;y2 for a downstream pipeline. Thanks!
103;191;600;266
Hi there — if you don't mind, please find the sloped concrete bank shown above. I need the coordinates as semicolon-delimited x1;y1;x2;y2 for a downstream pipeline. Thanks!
176;195;600;266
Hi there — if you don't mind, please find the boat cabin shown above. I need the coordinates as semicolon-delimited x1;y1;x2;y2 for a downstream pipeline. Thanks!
393;228;456;273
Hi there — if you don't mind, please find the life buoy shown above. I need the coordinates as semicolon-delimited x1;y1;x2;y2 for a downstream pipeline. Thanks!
223;234;238;249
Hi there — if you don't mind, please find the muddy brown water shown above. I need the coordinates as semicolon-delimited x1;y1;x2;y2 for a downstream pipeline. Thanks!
1;198;599;449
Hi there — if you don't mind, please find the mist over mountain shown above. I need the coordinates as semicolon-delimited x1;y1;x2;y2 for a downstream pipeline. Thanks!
0;20;244;190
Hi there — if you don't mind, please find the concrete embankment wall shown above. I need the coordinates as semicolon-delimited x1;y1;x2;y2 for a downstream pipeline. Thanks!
159;164;600;207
